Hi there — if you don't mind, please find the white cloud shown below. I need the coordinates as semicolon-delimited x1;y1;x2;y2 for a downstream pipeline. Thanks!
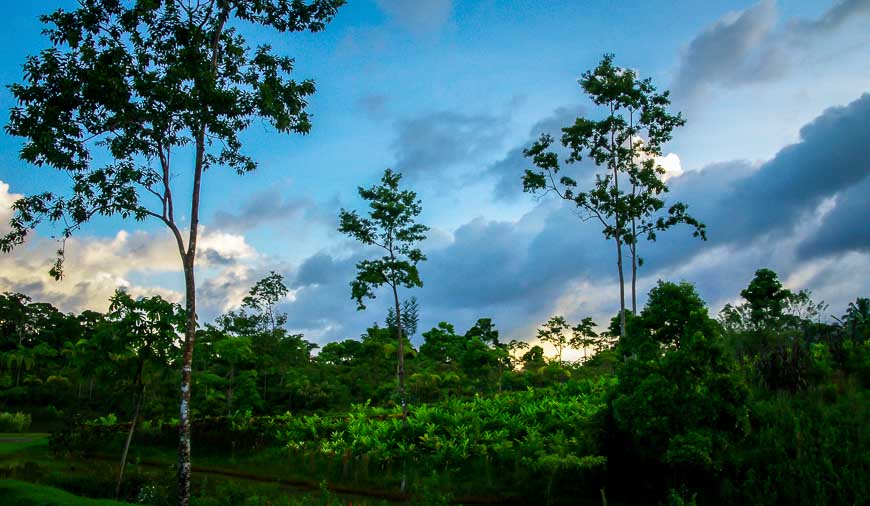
657;153;684;181
0;180;268;318
198;228;258;266
0;180;21;236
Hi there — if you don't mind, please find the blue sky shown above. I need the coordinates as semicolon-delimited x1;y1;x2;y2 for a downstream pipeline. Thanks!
1;0;869;354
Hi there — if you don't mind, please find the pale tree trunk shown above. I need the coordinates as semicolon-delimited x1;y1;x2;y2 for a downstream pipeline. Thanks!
177;135;203;505
391;287;408;495
630;240;637;315
391;285;407;423
616;237;626;338
177;256;197;506
176;8;226;503
610;104;626;338
628;109;638;316
116;359;144;500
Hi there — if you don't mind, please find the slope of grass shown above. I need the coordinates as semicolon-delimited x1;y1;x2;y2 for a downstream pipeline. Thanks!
0;433;49;455
0;479;132;505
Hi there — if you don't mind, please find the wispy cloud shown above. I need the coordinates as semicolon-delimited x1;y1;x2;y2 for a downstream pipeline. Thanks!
375;0;454;36
673;0;870;102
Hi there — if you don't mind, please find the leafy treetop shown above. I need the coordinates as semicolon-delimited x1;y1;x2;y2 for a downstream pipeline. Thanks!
338;168;429;310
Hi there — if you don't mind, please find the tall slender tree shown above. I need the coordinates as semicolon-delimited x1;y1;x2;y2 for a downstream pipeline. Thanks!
338;168;428;421
1;1;343;503
523;54;704;337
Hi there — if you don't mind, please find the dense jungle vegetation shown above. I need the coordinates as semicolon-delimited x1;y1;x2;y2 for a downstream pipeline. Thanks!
0;269;867;505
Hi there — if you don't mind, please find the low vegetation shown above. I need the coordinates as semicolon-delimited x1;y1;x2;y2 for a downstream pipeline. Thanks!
2;268;867;504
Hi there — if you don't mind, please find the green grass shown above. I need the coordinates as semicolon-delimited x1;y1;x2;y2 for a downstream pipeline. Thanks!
0;433;49;455
0;479;133;505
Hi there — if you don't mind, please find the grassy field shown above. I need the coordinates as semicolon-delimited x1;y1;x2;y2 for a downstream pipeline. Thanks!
0;479;132;505
0;433;49;455
0;431;398;505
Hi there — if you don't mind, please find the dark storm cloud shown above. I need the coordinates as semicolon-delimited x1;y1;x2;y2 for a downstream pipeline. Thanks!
638;94;870;268
796;175;870;260
391;110;508;180
292;251;345;288
486;105;586;201
212;187;328;232
673;0;870;101
280;248;398;344
706;94;870;244
673;0;778;99
0;277;48;300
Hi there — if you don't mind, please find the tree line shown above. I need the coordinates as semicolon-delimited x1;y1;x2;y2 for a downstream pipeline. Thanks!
1;269;865;419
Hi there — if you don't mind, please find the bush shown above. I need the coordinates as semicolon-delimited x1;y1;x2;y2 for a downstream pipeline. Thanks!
0;411;32;432
724;382;870;506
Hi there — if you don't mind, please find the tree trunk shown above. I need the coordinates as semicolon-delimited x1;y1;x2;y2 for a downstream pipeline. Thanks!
630;240;637;315
116;359;144;500
616;236;626;338
177;257;197;506
392;286;407;422
611;105;626;339
227;363;234;414
262;372;267;403
177;113;205;505
629;110;638;316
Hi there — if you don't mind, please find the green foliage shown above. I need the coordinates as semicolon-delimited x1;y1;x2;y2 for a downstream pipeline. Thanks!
338;169;429;310
616;281;718;361
725;383;869;506
741;268;790;329
640;281;714;350
89;413;118;427
0;411;32;432
276;378;612;468
612;331;749;478
662;487;698;506
386;297;420;338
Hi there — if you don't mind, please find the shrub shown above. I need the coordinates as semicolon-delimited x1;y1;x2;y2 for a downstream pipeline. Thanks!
0;411;32;432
